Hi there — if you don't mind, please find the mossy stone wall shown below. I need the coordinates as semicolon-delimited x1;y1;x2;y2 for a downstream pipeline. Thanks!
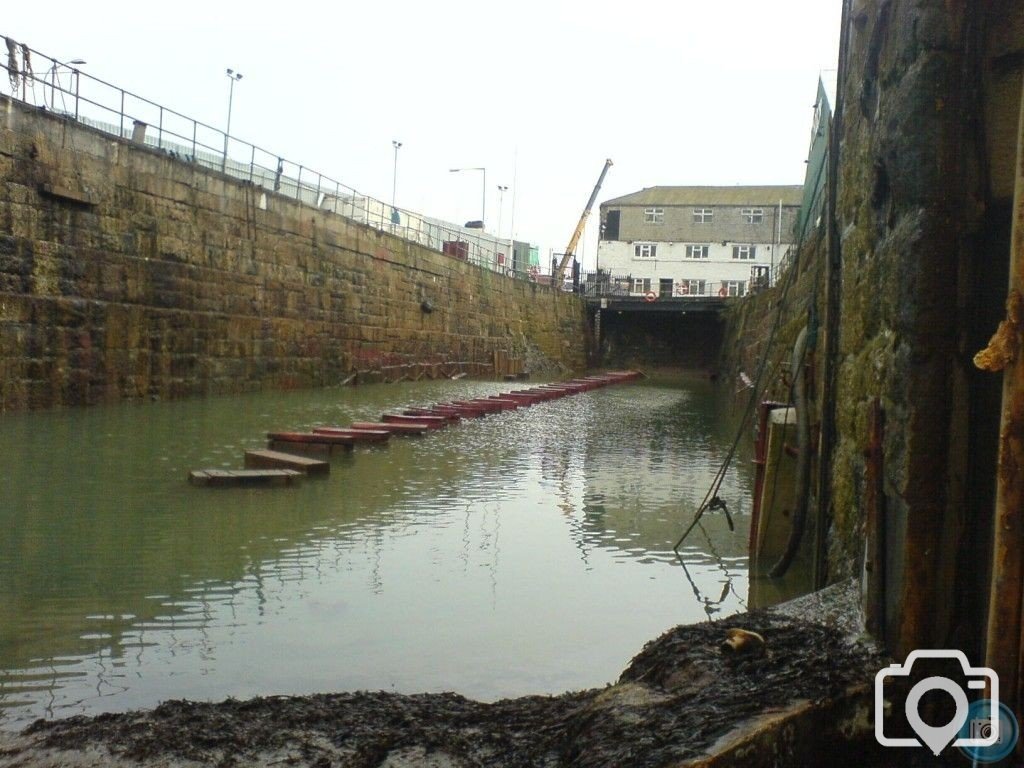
0;98;585;411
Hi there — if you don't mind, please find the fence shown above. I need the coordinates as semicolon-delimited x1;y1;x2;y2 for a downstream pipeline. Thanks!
0;35;543;282
580;272;755;300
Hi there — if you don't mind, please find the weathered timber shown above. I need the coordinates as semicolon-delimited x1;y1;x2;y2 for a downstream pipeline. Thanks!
244;450;330;475
403;408;462;422
312;427;391;443
267;431;356;447
350;421;429;435
381;414;448;429
188;469;302;487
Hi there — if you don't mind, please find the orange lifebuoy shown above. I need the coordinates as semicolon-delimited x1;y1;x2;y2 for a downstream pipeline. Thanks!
644;291;657;302
718;286;728;297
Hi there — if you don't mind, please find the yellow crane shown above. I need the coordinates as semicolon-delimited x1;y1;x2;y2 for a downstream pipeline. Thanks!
554;158;613;285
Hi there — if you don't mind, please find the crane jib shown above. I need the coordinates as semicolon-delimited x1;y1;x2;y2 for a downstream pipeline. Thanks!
556;159;613;283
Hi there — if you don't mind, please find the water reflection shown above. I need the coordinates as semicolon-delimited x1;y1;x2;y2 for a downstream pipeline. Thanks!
0;378;753;728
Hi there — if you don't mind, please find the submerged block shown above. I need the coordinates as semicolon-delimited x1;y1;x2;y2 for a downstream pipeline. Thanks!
188;469;302;487
244;450;330;475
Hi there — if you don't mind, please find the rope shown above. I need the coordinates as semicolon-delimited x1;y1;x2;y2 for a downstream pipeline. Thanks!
19;43;31;83
673;152;829;557
672;254;801;553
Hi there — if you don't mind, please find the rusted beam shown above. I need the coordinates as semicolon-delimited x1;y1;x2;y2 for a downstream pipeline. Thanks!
979;74;1024;714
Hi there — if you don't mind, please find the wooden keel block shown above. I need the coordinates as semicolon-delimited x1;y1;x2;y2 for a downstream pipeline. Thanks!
244;450;330;475
313;427;391;443
267;431;356;446
382;413;448;429
267;440;351;455
350;421;429;435
188;469;303;487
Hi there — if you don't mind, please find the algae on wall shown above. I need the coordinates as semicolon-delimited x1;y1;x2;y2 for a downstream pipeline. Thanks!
720;0;1023;665
0;99;586;411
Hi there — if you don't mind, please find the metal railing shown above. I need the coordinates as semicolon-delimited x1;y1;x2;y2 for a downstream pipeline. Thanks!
580;272;748;299
0;35;545;283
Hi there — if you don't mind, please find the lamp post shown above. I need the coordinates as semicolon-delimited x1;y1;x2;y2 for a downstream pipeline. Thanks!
496;184;508;238
48;58;86;114
222;68;243;171
391;140;402;224
449;167;486;229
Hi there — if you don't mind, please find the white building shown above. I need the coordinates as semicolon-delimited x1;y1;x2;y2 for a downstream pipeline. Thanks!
595;186;802;298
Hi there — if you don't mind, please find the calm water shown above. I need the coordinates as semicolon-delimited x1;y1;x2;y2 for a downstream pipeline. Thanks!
0;378;753;728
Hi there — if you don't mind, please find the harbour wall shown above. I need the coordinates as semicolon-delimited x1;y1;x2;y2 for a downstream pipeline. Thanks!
0;98;585;411
720;0;1022;669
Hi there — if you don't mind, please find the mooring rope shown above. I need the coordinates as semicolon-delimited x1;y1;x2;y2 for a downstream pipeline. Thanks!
672;152;829;561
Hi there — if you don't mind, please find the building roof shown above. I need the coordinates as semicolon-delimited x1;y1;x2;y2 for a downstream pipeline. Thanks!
602;185;804;207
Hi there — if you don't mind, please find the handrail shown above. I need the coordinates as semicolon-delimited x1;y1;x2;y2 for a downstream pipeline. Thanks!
0;35;545;283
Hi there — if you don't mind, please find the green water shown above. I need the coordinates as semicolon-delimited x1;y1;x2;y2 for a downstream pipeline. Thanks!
0;378;753;728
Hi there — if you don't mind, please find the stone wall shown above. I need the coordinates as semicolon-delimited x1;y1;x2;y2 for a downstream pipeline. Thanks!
720;0;1024;663
0;98;585;411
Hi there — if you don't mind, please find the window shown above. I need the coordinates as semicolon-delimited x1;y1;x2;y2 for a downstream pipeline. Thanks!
741;208;764;224
693;208;713;223
726;281;745;297
634;243;657;259
732;244;757;260
685;244;710;259
644;207;664;224
676;279;706;296
631;278;652;294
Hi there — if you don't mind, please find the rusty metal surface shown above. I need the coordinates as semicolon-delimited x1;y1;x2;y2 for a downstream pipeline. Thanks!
750;400;788;555
983;73;1024;721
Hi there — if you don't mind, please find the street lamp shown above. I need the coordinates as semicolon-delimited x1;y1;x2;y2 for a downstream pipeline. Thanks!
391;140;402;224
449;167;486;229
222;68;243;171
496;184;508;238
47;58;86;116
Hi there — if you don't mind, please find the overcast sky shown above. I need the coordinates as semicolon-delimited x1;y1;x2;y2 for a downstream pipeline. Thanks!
3;1;841;270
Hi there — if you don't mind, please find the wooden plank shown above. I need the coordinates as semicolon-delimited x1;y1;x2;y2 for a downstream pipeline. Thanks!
403;407;462;422
312;427;391;443
382;413;447;429
450;399;504;413
267;440;352;455
467;398;517;410
350;421;428;435
267;431;356;446
189;469;302;487
244;450;330;475
501;392;544;404
484;396;521;407
433;403;490;417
